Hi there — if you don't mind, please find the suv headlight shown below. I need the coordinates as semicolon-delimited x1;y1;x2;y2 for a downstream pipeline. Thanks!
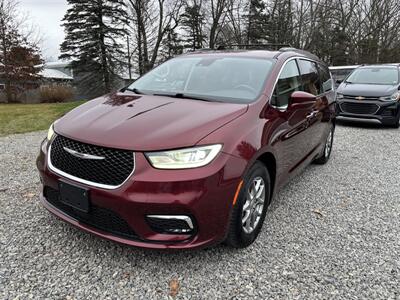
379;92;400;102
145;144;222;169
47;123;55;141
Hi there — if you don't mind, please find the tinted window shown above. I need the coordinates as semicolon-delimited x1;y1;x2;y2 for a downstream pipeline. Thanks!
298;60;321;96
346;67;399;85
129;57;275;103
271;60;302;107
318;63;333;93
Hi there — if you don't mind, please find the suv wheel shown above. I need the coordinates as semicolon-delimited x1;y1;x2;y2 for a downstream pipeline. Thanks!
225;161;271;248
314;124;335;165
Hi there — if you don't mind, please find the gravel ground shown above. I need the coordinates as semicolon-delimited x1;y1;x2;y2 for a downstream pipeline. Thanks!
1;120;399;300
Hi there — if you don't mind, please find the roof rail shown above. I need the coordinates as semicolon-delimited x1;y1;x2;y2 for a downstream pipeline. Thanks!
216;43;292;51
278;47;320;61
187;48;215;53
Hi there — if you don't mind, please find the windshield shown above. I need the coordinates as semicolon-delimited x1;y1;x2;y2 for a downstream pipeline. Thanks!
346;67;399;85
128;56;275;103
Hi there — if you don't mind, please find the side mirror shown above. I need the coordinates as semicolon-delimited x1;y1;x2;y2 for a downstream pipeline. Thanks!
289;91;316;107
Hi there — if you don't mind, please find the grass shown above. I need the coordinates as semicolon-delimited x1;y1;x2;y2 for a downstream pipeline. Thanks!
0;101;86;136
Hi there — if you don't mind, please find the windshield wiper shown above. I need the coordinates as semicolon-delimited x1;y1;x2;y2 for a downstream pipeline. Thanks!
122;87;145;95
153;93;216;102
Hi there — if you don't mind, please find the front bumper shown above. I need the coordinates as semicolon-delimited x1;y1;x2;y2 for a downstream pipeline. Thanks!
37;138;246;250
336;100;400;123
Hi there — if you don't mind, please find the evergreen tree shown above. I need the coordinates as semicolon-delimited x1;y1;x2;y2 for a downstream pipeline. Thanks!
160;26;183;60
181;4;207;51
245;0;268;44
60;0;128;98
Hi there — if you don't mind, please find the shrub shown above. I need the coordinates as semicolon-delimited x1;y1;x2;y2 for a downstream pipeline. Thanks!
40;85;74;103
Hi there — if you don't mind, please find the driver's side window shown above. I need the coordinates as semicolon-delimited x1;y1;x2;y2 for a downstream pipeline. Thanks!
271;60;302;108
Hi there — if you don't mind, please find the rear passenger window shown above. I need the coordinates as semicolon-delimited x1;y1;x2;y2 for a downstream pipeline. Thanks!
271;60;302;107
298;60;322;96
317;63;333;93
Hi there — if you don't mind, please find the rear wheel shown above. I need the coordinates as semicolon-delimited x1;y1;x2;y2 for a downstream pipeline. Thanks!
314;124;335;165
225;161;271;248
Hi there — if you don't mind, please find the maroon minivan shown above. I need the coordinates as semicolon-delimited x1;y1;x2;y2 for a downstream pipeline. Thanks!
37;48;336;249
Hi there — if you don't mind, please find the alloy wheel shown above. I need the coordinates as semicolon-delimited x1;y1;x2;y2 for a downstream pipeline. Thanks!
242;177;266;234
325;129;333;158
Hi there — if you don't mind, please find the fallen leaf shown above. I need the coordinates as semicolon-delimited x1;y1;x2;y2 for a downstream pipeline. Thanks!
312;209;325;218
169;278;180;298
23;192;36;199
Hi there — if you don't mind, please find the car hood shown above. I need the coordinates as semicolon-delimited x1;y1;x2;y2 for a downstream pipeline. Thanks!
54;92;248;151
337;83;398;97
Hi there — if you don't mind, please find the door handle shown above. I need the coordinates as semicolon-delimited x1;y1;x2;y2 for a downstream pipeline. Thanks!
306;111;318;119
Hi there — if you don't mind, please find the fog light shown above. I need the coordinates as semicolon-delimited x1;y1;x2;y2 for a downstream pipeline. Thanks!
146;215;194;234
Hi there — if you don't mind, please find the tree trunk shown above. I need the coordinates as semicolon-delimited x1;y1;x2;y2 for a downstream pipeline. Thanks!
0;14;11;102
97;3;110;93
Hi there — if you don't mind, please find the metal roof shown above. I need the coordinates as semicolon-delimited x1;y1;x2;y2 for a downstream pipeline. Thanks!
39;68;73;80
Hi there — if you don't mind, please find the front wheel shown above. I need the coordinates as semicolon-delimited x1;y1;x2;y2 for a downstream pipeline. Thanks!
225;161;271;248
314;124;335;165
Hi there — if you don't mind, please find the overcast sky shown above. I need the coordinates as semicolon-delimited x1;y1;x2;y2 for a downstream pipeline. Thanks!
19;0;68;61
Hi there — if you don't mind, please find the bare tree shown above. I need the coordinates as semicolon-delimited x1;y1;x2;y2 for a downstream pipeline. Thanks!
0;0;42;102
0;0;19;102
121;0;400;71
127;0;183;75
208;0;229;48
225;0;247;44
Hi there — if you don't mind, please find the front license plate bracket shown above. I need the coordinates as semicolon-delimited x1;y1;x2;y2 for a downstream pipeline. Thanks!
58;180;90;213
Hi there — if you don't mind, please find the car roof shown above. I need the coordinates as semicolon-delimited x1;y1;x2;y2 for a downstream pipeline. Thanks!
329;65;360;70
182;50;281;59
358;64;400;69
181;47;321;62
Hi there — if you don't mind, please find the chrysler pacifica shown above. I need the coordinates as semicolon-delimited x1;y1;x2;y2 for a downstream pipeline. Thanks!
37;48;336;249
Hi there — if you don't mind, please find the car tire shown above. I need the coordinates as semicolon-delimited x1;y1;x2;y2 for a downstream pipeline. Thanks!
314;123;335;165
225;161;271;248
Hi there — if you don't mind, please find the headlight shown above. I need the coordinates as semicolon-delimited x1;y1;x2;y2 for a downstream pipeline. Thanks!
336;93;344;100
145;144;222;169
47;123;55;141
379;92;400;102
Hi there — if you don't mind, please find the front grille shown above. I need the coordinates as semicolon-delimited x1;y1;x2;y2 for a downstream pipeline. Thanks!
340;102;379;115
343;95;380;101
50;135;134;187
44;186;138;240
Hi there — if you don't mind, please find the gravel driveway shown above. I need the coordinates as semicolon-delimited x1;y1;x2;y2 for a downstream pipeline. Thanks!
1;120;399;299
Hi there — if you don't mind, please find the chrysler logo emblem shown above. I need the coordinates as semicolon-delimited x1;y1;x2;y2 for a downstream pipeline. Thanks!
355;96;365;100
63;147;105;160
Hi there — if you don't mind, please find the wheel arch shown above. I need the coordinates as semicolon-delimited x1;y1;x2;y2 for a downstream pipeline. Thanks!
256;152;277;200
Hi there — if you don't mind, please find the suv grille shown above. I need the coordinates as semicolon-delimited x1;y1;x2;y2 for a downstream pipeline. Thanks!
343;95;380;101
340;102;379;115
44;187;138;240
50;135;134;187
